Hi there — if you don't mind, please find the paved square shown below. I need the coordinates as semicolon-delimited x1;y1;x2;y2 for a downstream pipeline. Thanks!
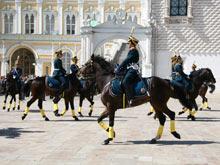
0;92;220;165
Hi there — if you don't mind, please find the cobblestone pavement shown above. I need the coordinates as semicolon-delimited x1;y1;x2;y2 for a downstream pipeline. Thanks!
0;92;220;165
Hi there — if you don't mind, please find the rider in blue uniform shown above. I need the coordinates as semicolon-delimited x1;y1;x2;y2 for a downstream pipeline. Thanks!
70;56;79;78
172;55;192;95
189;63;197;78
53;50;66;96
171;54;177;80
116;35;140;105
11;56;22;91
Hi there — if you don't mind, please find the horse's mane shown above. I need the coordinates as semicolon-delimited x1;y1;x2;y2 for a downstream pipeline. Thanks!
190;68;211;78
92;55;114;74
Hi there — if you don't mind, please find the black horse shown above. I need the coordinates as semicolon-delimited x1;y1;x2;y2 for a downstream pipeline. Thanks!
21;75;80;121
80;55;201;145
2;73;24;111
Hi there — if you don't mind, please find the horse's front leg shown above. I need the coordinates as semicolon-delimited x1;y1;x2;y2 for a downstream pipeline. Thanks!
61;98;69;116
38;98;49;121
3;93;8;110
7;96;14;112
187;99;198;121
78;94;84;117
53;96;61;117
12;95;16;110
70;97;78;121
87;95;94;117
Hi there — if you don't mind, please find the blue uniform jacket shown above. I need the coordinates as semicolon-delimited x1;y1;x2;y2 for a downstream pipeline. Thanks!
53;58;66;77
70;64;79;75
173;63;188;81
117;48;139;73
11;68;22;80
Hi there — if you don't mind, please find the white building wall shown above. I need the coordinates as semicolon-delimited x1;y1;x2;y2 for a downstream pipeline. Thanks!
152;0;220;90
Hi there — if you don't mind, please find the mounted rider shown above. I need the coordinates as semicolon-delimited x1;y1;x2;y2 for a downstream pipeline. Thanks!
70;55;79;78
171;53;178;80
11;56;23;92
171;54;192;96
116;28;140;105
52;50;66;96
189;63;197;78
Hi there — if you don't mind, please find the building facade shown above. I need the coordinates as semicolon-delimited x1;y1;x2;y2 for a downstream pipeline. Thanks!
0;0;219;88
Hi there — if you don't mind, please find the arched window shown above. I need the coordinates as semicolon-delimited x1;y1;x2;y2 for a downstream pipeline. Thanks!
4;14;13;33
45;14;55;34
62;52;71;73
170;0;187;16
25;14;35;34
66;15;75;35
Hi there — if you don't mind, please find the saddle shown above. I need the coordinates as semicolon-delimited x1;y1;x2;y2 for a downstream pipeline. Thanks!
46;76;69;89
110;77;150;97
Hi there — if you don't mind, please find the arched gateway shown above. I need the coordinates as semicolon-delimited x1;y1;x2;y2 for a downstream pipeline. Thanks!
80;20;152;77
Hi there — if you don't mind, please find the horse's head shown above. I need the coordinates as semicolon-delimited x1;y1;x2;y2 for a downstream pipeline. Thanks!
79;54;114;77
198;68;216;85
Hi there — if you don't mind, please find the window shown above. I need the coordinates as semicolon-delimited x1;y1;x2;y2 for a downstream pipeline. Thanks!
170;0;187;16
66;15;75;35
25;14;35;34
62;52;71;73
45;14;55;34
4;14;13;33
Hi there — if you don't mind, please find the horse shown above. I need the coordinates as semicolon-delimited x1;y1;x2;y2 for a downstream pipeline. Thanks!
2;73;24;111
77;77;96;117
79;55;197;145
21;75;81;121
177;69;216;120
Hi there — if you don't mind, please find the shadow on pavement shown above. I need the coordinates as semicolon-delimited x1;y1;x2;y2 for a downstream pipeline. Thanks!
0;127;45;139
176;116;220;122
114;140;220;146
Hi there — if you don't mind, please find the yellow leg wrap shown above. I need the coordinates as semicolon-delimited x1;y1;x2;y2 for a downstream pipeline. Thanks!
61;109;67;116
40;109;46;117
156;125;164;137
19;100;21;106
150;106;154;113
53;104;58;111
123;94;125;109
203;102;208;109
90;105;93;111
3;102;6;107
13;102;16;108
24;107;30;115
8;104;12;109
183;108;188;112
78;107;82;113
191;110;197;116
170;120;176;132
99;121;109;131
71;109;76;116
108;127;114;139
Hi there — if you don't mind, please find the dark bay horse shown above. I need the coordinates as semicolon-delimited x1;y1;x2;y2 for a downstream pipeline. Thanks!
80;55;195;145
21;75;80;121
77;77;96;117
178;69;216;120
2;73;24;111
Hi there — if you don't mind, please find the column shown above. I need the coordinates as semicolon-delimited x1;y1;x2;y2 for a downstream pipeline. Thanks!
119;0;125;10
98;0;105;23
15;0;22;34
141;0;151;26
80;36;86;66
164;0;170;18
57;0;63;35
35;59;43;76
37;0;43;34
78;0;84;28
141;36;152;77
1;41;7;76
1;13;5;34
188;0;193;18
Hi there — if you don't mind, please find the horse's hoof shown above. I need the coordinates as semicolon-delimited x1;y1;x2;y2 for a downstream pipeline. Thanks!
78;112;84;117
147;112;153;116
149;138;157;144
22;114;27;120
178;111;184;115
187;115;192;119
73;116;79;121
12;107;15;111
171;131;181;139
207;107;211;110
54;110;61;117
3;106;6;110
102;138;112;145
191;116;196;121
17;106;20;110
199;108;203;111
7;109;10;112
88;111;92;117
45;117;50;121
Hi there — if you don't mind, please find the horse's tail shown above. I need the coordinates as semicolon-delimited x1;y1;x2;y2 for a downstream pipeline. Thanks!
23;79;34;97
208;84;215;93
172;84;193;110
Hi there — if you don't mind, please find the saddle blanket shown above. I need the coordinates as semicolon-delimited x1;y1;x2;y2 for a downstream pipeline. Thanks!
110;78;150;97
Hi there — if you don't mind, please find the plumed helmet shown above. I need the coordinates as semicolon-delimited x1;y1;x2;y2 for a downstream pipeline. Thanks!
55;50;63;56
128;27;139;46
192;63;197;69
71;55;78;61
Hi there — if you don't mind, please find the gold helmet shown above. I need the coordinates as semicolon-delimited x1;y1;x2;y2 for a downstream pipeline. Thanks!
55;50;63;57
192;63;197;69
128;27;139;46
71;55;78;62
